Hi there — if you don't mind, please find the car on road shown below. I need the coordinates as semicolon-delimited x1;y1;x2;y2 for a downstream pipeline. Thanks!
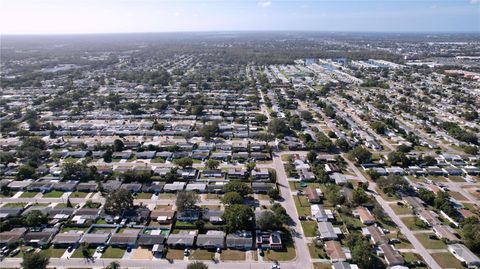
10;248;20;257
271;265;281;269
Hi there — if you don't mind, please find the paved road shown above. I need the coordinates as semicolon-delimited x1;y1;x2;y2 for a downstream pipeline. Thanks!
272;153;313;269
342;155;442;269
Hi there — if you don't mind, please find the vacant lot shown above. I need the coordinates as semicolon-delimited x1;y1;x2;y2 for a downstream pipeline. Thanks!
293;195;311;216
301;221;317;237
165;249;184;260
401;216;429;231
40;246;67;258
415;233;447;249
431;252;466;269
390;203;413;215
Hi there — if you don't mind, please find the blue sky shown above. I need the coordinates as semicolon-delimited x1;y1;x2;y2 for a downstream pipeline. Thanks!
1;0;479;34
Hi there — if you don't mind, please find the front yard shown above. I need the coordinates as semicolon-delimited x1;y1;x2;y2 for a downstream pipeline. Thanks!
101;247;126;258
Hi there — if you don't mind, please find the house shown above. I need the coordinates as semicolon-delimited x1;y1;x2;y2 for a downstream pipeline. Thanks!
122;208;150;224
48;208;75;221
101;180;122;192
185;183;207;193
202;209;224;224
136;151;156;159
75;208;101;220
141;182;164;193
167;230;197;248
80;232;111;246
207;182;227;194
202;169;224;179
7;180;31;191
27;181;54;192
0;207;24;219
251;168;270;181
252;182;274;194
137;231;165;247
317;222;340;241
122;183;142;193
112;151;133;159
433;225;459;243
311;204;329;222
163;181;186;192
226;231;253;250
176;169;198;180
355;207;375;225
256;231;282;250
54;180;78;191
109;229;140;247
52;231;83;247
403;196;424;209
330;173;347;185
386;167;405;175
0;228;27;246
362;226;388;245
177;209;200;222
228;168;247;180
325;163;342;174
24;228;58;248
448;243;480;268
332;262;360;269
76;181;98;192
305;186;322;203
417;209;440;226
196;231;225;249
150;208;176;224
378;243;404;266
325;240;350;262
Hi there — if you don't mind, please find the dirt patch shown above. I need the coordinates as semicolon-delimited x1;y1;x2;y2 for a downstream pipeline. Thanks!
132;247;153;259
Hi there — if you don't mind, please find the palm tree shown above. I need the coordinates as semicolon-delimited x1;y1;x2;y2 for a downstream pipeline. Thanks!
106;261;120;269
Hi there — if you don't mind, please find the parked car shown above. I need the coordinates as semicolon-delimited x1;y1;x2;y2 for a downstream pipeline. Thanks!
10;248;20;257
96;246;105;253
184;248;189;256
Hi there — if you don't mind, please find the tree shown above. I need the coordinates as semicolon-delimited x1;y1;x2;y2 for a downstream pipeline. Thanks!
268;118;290;137
173;157;193;168
256;210;281;230
377;175;410;196
352;188;369;205
462;217;480;254
187;262;209;269
21;252;49;269
61;161;97;181
289;116;302;130
366;169;380;180
105;261;120;269
113;139;124;152
223;181;251;196
255;114;268;123
0;152;15;165
370;121;387;134
103;149;113;163
324;184;345;205
223;204;255;233
417;189;435;206
17;164;36;179
176;191;199;211
335;138;350;151
198;123;219;141
104;188;134;215
23;210;47;227
267;188;280;200
205;159;220;170
221;192;244;205
349;146;372;164
271;203;290;224
307;151;317;164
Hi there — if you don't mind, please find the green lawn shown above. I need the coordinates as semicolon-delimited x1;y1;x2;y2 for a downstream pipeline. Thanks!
69;191;88;198
388;232;413;249
314;263;332;269
415;233;447;249
2;202;27;208
402;252;427;269
101;247;125;258
301;221;318;237
151;157;166;163
264;235;296;261
390;204;413;215
401;216;429;231
135;192;153;199
220;249;246;261
431;252;466;269
71;247;95;258
159;193;176;199
39;246;67;258
293;195;311;216
20;191;39;198
190;249;215;260
308;243;327;259
43;190;64;198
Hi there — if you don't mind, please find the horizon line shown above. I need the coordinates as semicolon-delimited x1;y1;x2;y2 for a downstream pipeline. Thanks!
2;29;480;36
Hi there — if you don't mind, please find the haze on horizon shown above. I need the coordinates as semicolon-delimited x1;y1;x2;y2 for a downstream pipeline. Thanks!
1;0;479;35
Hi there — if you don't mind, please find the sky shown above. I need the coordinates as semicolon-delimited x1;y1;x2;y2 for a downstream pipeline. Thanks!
0;0;479;34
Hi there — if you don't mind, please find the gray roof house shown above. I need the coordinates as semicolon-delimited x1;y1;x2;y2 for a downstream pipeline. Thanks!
196;231;225;249
167;231;197;248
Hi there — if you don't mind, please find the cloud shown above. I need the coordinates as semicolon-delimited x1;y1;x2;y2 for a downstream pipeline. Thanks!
258;0;271;8
471;0;480;4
